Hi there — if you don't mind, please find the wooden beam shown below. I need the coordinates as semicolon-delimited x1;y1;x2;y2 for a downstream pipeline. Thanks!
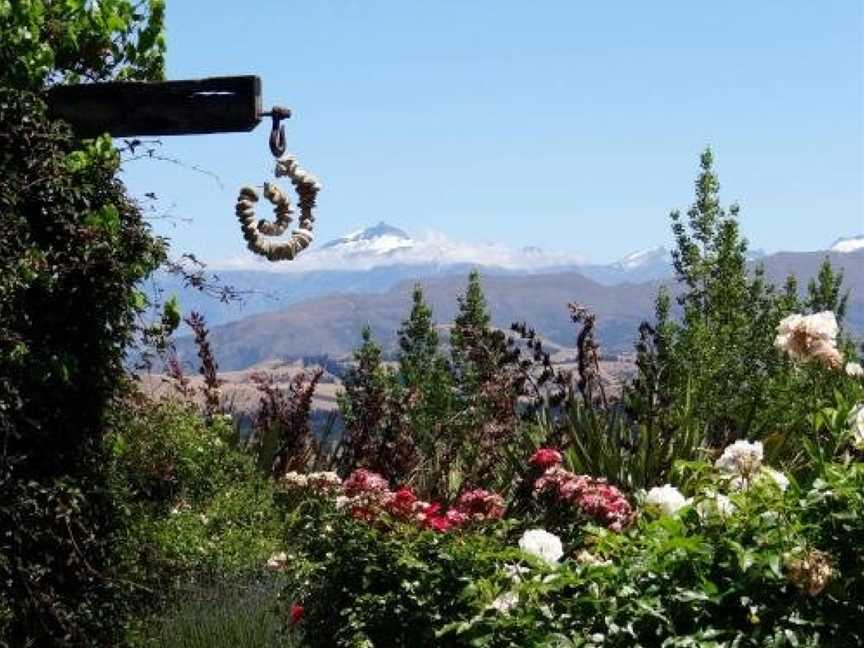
45;75;263;138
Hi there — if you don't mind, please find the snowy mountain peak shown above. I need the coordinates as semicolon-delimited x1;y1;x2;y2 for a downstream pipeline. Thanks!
321;222;413;252
830;235;864;253
613;246;670;270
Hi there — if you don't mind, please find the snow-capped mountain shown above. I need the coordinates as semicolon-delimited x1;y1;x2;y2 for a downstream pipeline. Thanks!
612;246;670;271
154;222;864;357
319;222;414;255
830;235;864;253
217;222;588;273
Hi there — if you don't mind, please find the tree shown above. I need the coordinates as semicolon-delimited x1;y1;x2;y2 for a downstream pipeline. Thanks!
806;258;849;324
450;270;506;388
0;3;167;644
337;327;416;481
398;284;443;383
650;148;794;440
396;285;454;456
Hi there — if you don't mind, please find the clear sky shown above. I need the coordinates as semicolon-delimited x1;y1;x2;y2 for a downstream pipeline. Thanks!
121;1;864;265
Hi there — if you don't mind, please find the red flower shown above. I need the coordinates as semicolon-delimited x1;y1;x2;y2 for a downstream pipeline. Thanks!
453;488;505;522
533;466;634;532
289;603;304;625
385;487;418;520
426;514;452;533
529;448;563;471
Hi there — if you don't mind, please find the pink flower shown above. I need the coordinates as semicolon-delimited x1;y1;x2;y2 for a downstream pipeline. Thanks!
529;448;564;471
454;488;506;522
341;470;393;522
426;515;452;532
445;509;469;527
385;487;418;521
533;466;634;532
343;469;390;496
289;603;304;625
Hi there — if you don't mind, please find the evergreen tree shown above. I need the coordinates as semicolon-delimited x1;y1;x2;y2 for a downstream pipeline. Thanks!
450;269;503;387
393;285;454;484
806;258;849;324
398;284;442;383
654;148;791;439
337;327;390;474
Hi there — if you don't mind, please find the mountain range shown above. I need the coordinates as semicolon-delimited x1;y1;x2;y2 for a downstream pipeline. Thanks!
163;224;864;372
158;223;672;329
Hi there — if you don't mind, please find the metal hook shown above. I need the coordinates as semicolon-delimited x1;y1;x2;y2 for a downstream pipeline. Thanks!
261;105;291;157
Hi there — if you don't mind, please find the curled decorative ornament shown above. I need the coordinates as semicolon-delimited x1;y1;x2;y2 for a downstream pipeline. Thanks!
234;155;321;261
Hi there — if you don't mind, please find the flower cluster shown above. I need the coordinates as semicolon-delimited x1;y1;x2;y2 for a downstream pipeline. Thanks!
646;484;689;516
518;528;563;566
715;440;763;479
714;439;789;492
329;469;505;533
533;461;634;532
529;447;564;471
774;311;842;369
453;489;506;523
338;469;393;522
281;470;342;495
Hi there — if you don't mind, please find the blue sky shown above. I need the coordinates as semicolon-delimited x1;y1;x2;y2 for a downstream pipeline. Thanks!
121;1;863;265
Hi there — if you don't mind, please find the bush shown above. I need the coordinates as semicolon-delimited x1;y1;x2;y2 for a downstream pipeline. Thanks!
109;401;281;586
281;439;864;646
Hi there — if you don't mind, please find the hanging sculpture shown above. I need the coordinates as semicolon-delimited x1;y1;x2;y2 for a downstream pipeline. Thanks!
234;106;321;261
235;155;320;261
46;75;322;263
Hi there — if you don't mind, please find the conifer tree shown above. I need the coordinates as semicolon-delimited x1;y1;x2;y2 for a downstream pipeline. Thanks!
396;284;454;455
337;327;390;474
450;270;505;387
398;284;442;383
806;258;849;324
654;148;790;439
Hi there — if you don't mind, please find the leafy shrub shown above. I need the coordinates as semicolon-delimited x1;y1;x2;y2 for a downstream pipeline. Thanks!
283;437;864;646
0;3;167;644
109;401;281;585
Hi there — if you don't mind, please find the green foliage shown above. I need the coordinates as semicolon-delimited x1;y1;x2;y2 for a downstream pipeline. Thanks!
283;499;516;648
632;149;855;450
0;4;166;642
284;448;864;646
0;94;165;647
336;326;415;481
806;257;849;323
110;402;281;581
0;0;166;91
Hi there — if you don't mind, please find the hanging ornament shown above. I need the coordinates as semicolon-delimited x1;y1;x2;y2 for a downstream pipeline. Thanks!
234;107;321;262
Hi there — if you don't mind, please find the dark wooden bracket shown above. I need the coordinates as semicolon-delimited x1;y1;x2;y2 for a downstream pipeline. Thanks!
45;75;263;138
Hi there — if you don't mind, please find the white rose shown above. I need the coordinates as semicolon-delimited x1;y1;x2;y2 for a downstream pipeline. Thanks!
845;362;863;379
645;484;689;516
518;529;563;566
715;440;763;478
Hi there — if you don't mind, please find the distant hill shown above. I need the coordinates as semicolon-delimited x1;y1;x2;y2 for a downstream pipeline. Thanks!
171;249;863;371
